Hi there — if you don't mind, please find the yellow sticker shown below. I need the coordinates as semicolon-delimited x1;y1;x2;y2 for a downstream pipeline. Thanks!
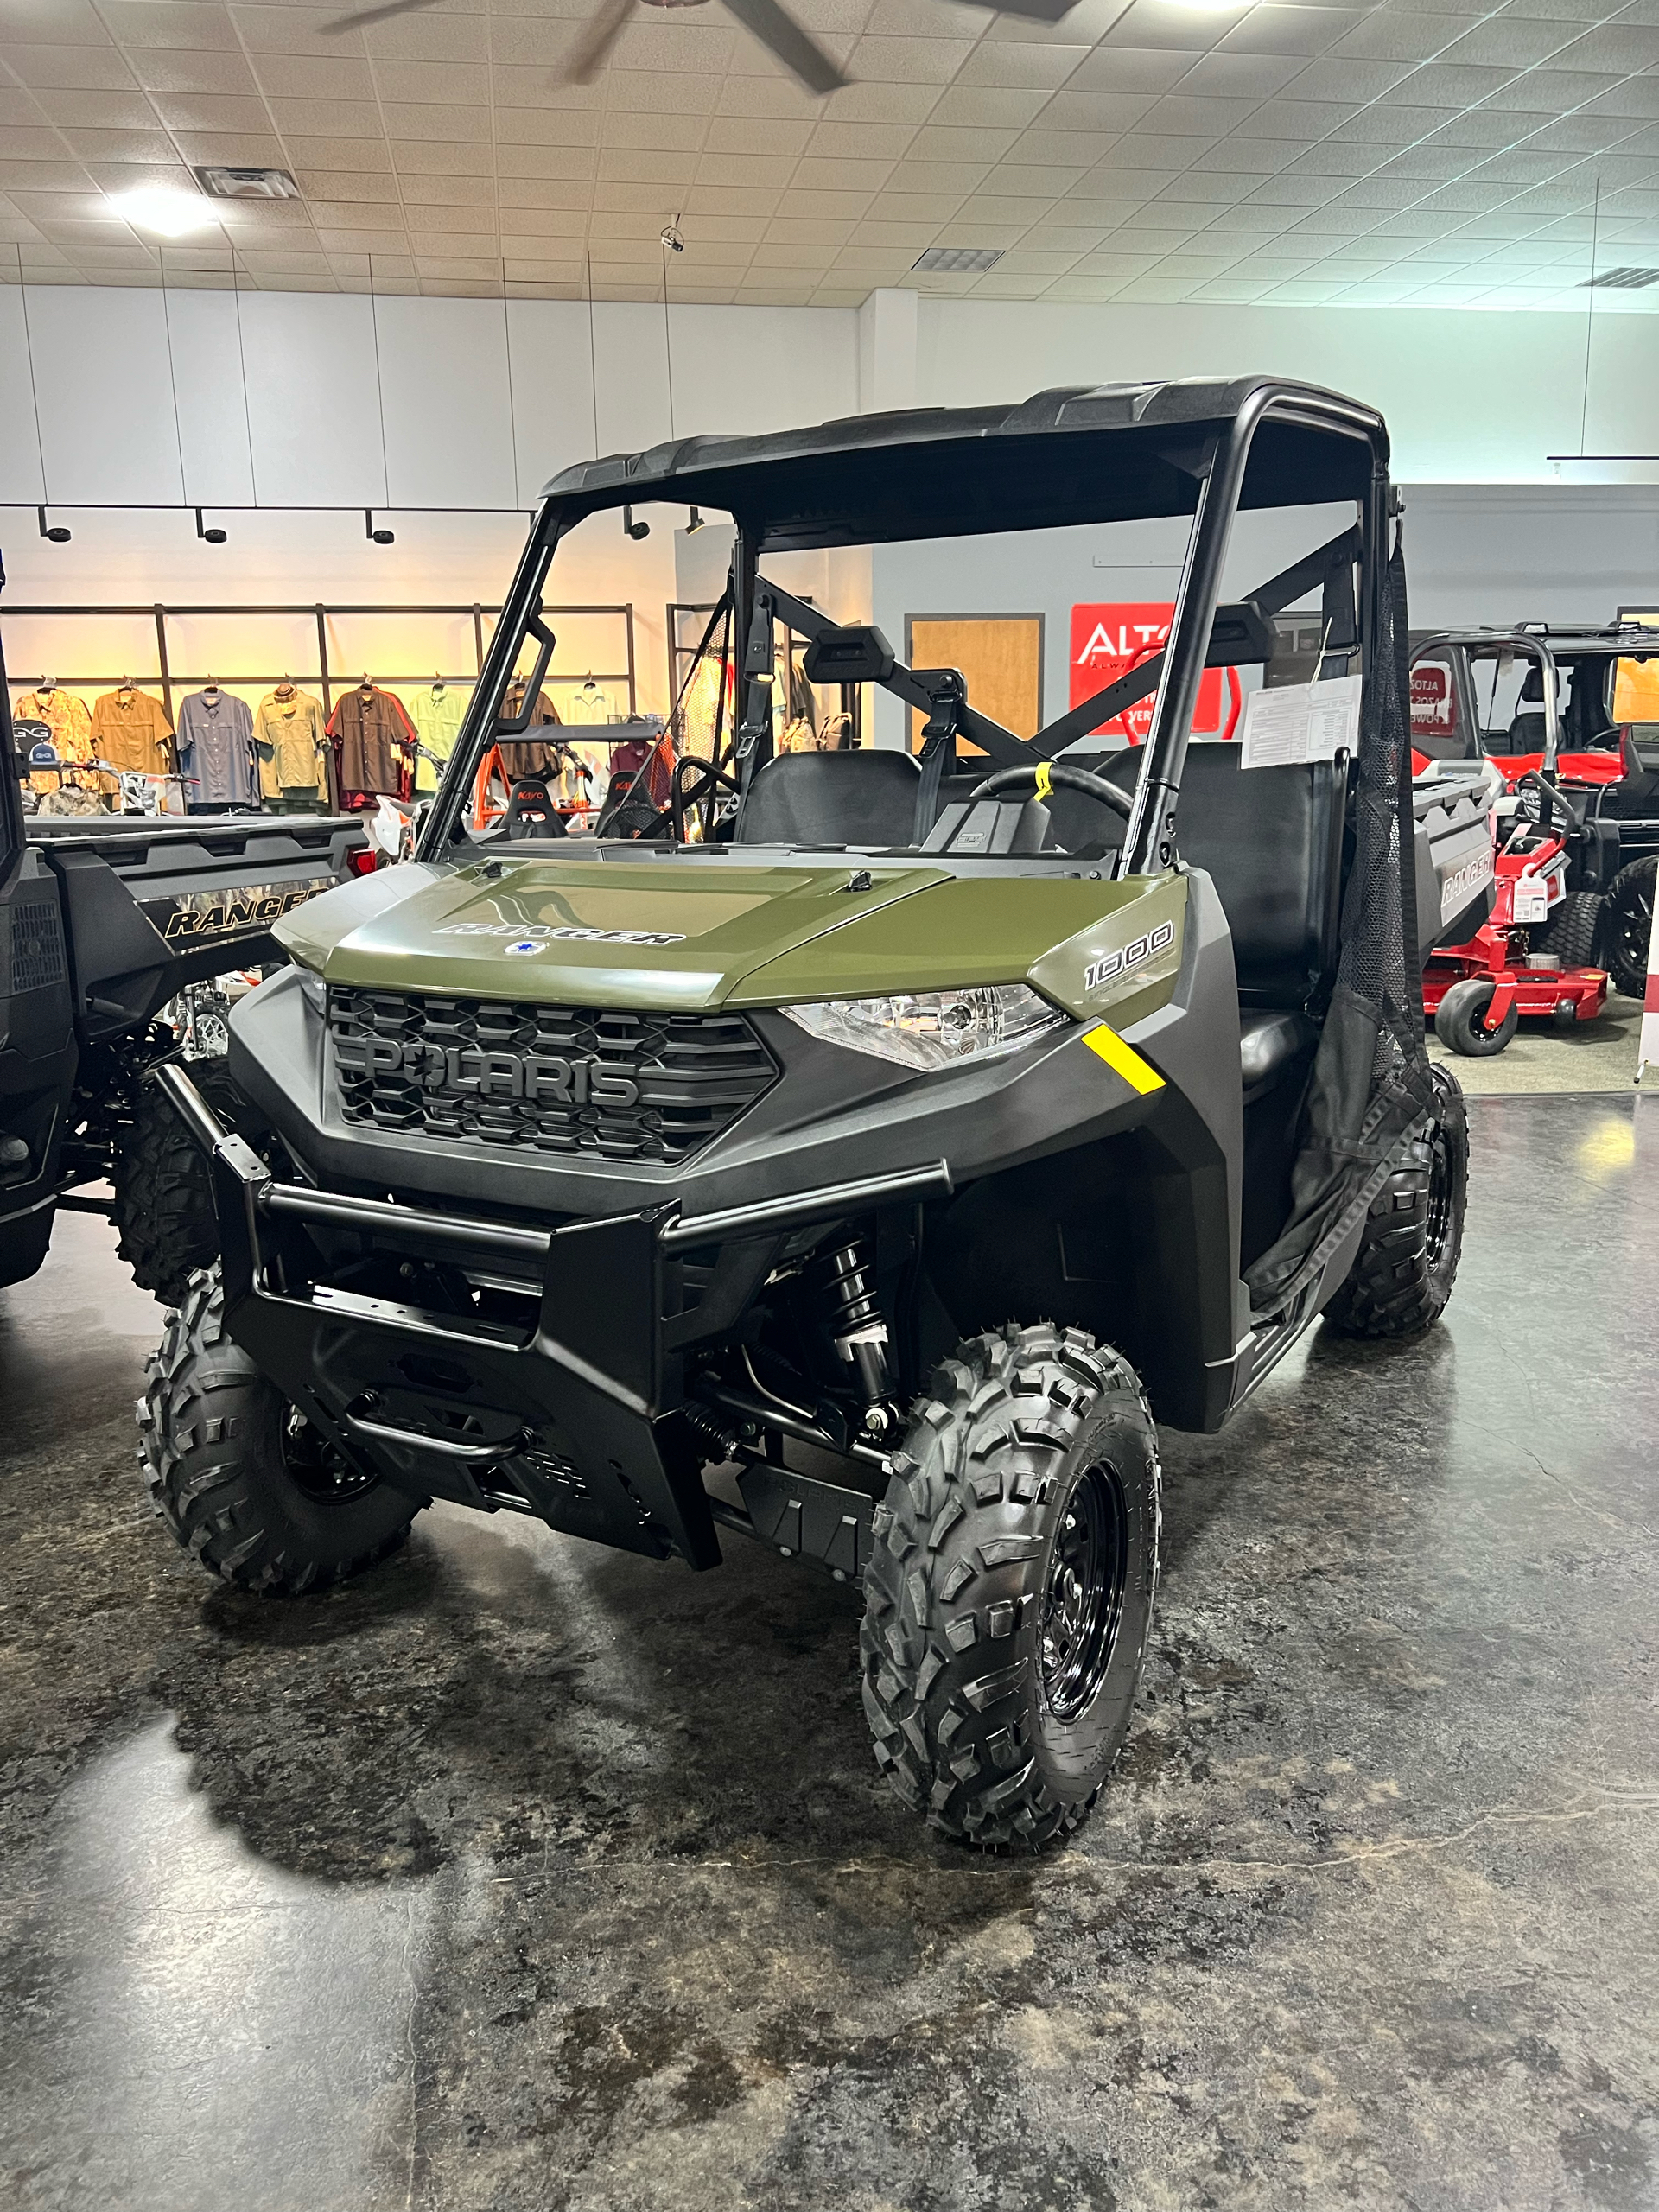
1034;760;1053;802
1084;1023;1166;1094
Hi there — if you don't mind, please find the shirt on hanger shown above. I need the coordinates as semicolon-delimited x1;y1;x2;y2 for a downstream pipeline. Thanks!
328;685;416;798
406;685;467;794
14;690;93;763
499;683;563;779
565;683;611;725
92;689;174;776
176;690;258;807
254;690;329;797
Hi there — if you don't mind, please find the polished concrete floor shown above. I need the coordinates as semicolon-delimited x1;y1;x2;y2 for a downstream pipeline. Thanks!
1427;987;1659;1095
1;1096;1656;2212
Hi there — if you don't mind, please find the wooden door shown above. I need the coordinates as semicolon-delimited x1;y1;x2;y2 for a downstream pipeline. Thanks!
906;615;1043;753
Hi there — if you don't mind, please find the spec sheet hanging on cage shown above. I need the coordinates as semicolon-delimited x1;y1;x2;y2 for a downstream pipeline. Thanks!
1238;672;1363;770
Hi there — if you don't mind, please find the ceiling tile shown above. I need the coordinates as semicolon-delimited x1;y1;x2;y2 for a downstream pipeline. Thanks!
5;42;138;90
846;35;975;82
0;0;112;46
147;92;271;131
929;86;1052;127
1327;12;1463;64
1216;7;1367;59
27;87;159;129
59;125;176;160
1100;3;1243;58
957;41;1090;89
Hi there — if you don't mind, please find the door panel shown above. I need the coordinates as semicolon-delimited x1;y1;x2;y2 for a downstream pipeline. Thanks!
906;615;1042;755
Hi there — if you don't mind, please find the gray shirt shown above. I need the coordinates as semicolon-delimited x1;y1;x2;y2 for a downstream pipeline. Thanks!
176;690;257;805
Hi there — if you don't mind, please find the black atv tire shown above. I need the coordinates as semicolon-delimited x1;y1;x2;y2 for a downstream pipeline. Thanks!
1323;1065;1468;1340
1535;889;1604;970
1433;975;1517;1057
1601;855;1656;1000
137;1266;422;1595
112;1056;264;1305
861;1325;1160;1851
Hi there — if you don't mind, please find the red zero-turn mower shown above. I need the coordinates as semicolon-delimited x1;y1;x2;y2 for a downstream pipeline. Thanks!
1422;771;1609;1054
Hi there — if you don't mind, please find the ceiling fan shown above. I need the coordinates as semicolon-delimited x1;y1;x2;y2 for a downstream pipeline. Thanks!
324;0;1079;100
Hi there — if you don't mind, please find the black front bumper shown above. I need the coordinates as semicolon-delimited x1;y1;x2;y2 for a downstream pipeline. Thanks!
162;1064;948;1571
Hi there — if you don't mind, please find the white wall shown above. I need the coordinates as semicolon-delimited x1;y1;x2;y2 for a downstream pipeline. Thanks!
914;298;1659;487
3;283;1656;722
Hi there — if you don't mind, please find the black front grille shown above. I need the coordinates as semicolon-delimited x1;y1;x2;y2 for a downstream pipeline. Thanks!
329;988;777;1166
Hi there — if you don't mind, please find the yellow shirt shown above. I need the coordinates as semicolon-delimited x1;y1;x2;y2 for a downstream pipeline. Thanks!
92;689;174;775
406;684;467;793
254;690;329;796
15;689;92;762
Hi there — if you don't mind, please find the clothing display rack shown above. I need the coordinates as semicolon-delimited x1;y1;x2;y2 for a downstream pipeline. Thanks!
667;598;861;750
3;601;639;722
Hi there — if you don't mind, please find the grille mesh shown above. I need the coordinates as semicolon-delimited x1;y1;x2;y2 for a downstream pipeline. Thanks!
329;987;776;1165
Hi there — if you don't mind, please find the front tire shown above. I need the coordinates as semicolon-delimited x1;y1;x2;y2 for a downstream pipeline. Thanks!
1433;975;1516;1056
861;1325;1160;1851
1602;855;1656;999
137;1267;422;1595
113;1056;269;1304
1323;1064;1468;1340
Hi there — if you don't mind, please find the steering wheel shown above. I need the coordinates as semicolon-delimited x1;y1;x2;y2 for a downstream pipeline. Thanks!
1517;769;1584;834
969;760;1134;820
671;753;741;842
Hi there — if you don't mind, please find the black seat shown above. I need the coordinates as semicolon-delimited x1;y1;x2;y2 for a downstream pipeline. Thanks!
1507;709;1547;752
503;774;566;839
735;749;923;847
1092;742;1347;1010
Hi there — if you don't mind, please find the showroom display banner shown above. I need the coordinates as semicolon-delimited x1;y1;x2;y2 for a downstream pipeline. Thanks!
1069;603;1240;743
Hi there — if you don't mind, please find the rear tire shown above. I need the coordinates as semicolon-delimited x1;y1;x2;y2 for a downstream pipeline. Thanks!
1433;975;1517;1056
137;1266;422;1595
113;1056;269;1305
1601;855;1656;999
860;1325;1160;1851
1323;1065;1468;1340
1535;889;1603;970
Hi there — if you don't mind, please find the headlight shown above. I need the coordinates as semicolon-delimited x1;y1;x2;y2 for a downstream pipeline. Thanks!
782;984;1068;1073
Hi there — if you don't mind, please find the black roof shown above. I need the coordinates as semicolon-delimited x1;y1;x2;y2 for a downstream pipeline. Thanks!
540;374;1386;551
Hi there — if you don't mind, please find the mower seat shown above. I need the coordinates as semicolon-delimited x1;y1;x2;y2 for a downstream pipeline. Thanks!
504;774;565;839
1507;709;1547;752
736;748;924;847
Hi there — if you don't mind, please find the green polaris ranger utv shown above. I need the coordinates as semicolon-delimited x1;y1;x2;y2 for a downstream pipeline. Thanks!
140;378;1471;1849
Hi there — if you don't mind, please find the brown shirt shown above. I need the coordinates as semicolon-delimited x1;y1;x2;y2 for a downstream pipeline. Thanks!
92;689;174;775
328;685;415;796
499;683;562;777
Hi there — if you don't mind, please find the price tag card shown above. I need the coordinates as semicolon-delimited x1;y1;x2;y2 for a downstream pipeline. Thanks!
1513;877;1550;923
1239;673;1363;770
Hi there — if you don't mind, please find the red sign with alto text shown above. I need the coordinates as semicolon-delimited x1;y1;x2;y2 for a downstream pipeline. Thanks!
1070;602;1239;743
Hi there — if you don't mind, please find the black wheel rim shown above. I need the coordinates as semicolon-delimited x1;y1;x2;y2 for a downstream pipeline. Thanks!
282;1406;378;1503
1425;1116;1453;1271
1039;1462;1129;1724
1615;887;1652;978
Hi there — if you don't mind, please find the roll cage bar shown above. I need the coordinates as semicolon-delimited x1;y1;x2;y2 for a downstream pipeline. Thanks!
419;379;1389;879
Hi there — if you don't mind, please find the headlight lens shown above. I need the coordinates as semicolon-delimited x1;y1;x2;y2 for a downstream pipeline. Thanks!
782;984;1068;1072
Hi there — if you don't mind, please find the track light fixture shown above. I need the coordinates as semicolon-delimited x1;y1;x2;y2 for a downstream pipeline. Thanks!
685;506;705;534
624;505;650;540
195;508;227;544
36;506;70;543
365;509;396;544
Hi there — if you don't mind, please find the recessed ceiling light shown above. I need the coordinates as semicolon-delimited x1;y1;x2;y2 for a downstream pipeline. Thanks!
194;165;301;200
109;187;219;238
913;246;1004;274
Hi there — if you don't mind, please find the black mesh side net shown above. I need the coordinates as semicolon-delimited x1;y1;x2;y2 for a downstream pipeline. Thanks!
1243;493;1438;1317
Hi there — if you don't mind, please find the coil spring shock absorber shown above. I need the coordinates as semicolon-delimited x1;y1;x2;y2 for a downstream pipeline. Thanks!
817;1237;895;1435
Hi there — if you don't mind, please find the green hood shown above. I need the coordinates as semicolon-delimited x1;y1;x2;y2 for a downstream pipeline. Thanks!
274;853;1186;1023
